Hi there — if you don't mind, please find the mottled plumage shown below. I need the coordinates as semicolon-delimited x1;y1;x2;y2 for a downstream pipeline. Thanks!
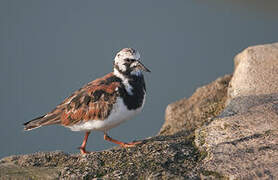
24;48;150;154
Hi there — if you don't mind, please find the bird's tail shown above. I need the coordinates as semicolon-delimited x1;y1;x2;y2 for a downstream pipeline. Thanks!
23;115;46;131
24;111;61;131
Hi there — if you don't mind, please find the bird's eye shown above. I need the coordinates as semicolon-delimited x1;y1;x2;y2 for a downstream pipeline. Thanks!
125;58;133;63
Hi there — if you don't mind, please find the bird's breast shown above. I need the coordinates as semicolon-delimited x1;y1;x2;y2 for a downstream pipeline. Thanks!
68;95;145;132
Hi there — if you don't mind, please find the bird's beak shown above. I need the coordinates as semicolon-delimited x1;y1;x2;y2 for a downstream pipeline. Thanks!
137;60;151;73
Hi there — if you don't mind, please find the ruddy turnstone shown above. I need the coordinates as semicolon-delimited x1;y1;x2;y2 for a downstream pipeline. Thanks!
23;48;150;154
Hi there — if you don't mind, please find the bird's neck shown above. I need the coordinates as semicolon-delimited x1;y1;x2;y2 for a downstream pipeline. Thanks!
114;67;143;81
113;68;145;96
113;68;146;110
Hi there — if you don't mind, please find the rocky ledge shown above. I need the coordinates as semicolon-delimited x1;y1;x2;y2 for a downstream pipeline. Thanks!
0;132;202;179
1;42;278;179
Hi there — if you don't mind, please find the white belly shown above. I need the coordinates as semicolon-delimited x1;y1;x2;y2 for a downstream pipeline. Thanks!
68;96;145;132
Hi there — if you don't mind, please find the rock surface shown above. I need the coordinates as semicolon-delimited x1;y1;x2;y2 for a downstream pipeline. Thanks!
227;42;278;104
0;131;203;180
195;42;278;179
159;74;232;135
195;95;278;179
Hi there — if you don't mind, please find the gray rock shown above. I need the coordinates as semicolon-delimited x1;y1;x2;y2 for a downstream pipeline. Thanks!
227;42;278;104
195;94;278;179
0;132;203;179
159;74;232;135
194;42;278;179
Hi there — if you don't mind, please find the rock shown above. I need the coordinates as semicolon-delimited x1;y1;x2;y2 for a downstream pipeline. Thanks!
194;42;278;179
0;131;203;179
227;42;278;104
195;94;278;179
159;74;232;135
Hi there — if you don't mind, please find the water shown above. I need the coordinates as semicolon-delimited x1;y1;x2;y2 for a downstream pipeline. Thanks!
1;0;278;158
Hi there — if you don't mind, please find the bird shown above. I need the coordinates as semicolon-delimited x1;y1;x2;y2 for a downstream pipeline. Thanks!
23;48;150;154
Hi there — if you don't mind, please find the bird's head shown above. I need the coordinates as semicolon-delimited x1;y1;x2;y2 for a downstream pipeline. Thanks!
114;48;150;77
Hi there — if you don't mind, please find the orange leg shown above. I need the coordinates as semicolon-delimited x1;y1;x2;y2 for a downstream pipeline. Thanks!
78;131;91;154
103;133;141;148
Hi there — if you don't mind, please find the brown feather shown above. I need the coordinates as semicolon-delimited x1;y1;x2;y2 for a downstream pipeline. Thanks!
24;73;121;129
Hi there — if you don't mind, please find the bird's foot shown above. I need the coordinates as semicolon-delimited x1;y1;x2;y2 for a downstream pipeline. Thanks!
103;133;142;148
120;141;142;148
78;147;90;154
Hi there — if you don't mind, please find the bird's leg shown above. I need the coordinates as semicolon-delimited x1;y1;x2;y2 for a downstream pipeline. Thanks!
103;133;141;148
78;131;91;154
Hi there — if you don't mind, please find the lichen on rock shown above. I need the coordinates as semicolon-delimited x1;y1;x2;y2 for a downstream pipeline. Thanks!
0;131;204;179
196;94;278;179
159;74;232;136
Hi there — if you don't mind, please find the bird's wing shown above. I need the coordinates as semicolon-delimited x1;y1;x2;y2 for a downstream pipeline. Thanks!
38;73;122;127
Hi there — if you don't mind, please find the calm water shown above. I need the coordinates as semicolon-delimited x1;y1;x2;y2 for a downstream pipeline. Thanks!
1;0;278;158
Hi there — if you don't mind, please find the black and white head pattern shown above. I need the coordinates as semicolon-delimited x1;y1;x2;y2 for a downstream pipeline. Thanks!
114;48;140;75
